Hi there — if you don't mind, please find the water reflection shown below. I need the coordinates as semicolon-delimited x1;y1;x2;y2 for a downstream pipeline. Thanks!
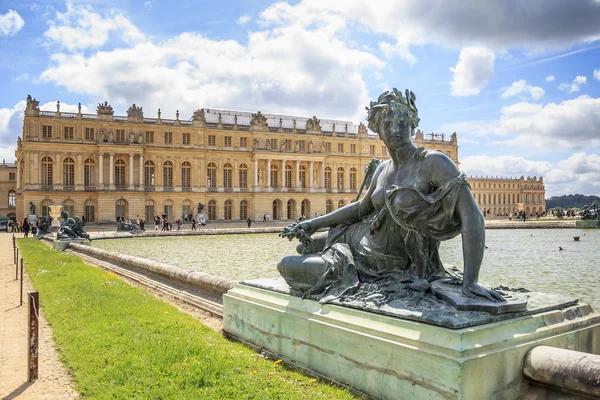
93;229;600;310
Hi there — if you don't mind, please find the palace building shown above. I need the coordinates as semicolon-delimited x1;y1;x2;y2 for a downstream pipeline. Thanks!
10;96;545;223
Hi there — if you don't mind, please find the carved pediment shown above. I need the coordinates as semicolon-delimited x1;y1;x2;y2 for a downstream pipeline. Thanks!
127;104;143;119
357;122;367;136
97;101;114;115
250;111;268;131
305;116;321;133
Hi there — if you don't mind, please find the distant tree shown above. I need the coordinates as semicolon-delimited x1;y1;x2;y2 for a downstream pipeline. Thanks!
546;194;600;210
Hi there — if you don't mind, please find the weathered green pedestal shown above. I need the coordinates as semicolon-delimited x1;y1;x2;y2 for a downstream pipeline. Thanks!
53;238;91;250
223;282;600;400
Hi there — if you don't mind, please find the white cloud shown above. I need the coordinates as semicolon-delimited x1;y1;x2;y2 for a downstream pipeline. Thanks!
461;153;600;196
0;9;24;37
449;46;495;96
594;69;600;81
545;75;555;82
559;75;588;93
237;15;251;25
44;2;146;50
144;1;152;8
500;80;545;100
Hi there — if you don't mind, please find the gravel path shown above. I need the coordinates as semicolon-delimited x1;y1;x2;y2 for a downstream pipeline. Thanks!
0;234;79;400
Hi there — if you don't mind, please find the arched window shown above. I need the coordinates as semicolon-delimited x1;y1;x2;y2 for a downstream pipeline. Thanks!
286;199;296;220
224;163;233;188
338;199;345;209
84;199;95;222
115;199;128;220
478;193;481;204
239;164;248;189
42;156;53;186
41;199;52;216
182;199;191;218
326;200;333;214
207;200;217;221
224;199;233;220
349;168;357;190
115;159;126;187
285;165;292;188
145;161;155;188
145;200;154;222
207;162;217;188
84;158;95;187
272;200;280;220
163;200;173;220
270;164;278;188
63;157;75;187
240;200;248;220
163;161;173;188
8;190;16;208
337;167;344;190
181;162;191;189
324;167;332;189
63;199;74;217
493;193;496;204
301;199;310;217
299;165;306;188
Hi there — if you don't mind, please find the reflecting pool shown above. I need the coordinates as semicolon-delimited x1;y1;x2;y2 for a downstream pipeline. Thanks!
93;229;600;310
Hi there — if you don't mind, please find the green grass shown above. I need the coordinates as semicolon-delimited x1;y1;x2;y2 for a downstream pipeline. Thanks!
18;239;355;400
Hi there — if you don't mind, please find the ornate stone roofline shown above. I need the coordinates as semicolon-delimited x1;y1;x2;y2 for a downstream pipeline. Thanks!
467;175;544;182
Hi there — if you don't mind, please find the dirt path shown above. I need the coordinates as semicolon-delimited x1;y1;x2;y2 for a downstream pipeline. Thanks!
0;234;79;400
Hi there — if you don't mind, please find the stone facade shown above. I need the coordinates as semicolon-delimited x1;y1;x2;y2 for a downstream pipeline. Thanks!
0;161;17;218
469;175;546;217
11;97;544;222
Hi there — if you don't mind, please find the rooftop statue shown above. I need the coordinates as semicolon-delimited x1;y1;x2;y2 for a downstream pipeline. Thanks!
97;101;114;115
305;116;321;133
251;111;268;128
26;95;40;112
278;88;505;310
193;109;206;122
127;103;144;119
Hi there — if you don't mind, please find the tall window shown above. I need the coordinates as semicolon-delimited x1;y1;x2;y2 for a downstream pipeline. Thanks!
145;200;154;222
182;133;190;145
338;200;345;209
182;200;191;218
145;131;154;143
239;137;247;148
382;147;387;156
207;162;217;188
163;161;173;188
299;166;306;188
337;167;344;190
223;163;233;188
207;200;217;221
116;129;125;142
145;161;155;187
42;125;52;138
325;142;331;152
115;199;127;220
181;162;191;188
224;136;232;147
301;199;310;217
84;158;95;186
349;168;357;190
270;165;278;188
8;190;16;207
63;199;74;217
224;200;233;220
240;200;248;220
208;135;216;146
338;143;344;153
64;127;74;139
41;199;52;216
164;200;173;219
115;159;126;187
350;144;356;153
284;139;292;151
63;157;75;187
285;165;292;188
9;173;15;180
370;145;375;155
42;156;53;185
85;127;95;140
326;200;333;214
239;164;248;188
84;200;95;222
164;132;173;144
298;140;306;151
268;138;277;149
324;167;332;189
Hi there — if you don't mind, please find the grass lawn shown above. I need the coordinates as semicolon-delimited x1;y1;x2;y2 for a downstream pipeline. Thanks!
18;239;355;400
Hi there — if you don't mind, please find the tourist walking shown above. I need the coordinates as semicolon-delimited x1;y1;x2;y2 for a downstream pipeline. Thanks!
23;218;30;238
247;217;252;228
263;214;266;223
191;218;196;230
154;216;160;230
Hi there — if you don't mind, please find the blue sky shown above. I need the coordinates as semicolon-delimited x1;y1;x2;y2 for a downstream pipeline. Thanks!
1;0;600;196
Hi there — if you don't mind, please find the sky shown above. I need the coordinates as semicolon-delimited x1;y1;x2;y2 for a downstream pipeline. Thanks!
1;0;600;197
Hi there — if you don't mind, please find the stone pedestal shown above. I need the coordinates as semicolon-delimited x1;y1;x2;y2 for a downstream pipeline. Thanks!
223;281;600;400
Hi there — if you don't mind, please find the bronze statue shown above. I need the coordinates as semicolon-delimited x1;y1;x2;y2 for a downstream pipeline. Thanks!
278;88;503;305
35;216;52;239
57;211;90;240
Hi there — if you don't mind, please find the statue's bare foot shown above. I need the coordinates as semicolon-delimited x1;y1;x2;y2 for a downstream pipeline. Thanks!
462;282;505;302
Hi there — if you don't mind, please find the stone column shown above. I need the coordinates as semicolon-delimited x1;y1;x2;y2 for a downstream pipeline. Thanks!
55;153;62;186
16;158;21;190
321;162;325;189
109;152;115;189
139;154;144;190
282;160;286;188
295;160;300;188
254;160;258;188
76;154;83;188
310;161;314;189
98;153;104;188
129;153;135;189
267;159;271;188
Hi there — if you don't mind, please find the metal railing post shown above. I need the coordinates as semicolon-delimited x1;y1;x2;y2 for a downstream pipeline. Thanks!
28;291;39;381
20;258;24;306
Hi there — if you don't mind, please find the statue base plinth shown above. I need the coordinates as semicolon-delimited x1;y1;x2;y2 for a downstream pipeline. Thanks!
53;238;91;251
223;280;600;400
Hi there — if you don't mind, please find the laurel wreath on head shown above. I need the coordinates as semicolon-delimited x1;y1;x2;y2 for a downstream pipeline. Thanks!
366;88;420;134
